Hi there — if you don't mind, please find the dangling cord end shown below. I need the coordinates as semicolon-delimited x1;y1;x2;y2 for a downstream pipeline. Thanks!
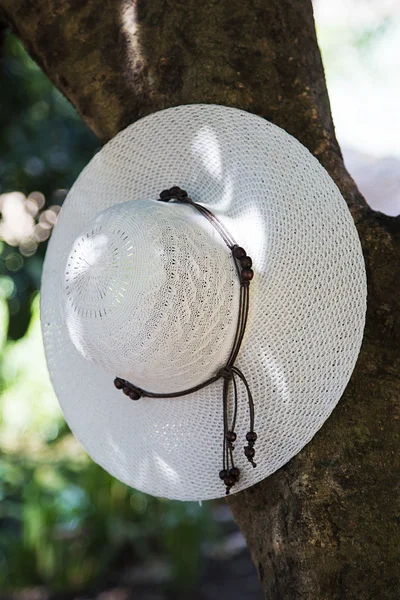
244;431;258;468
220;370;240;495
231;367;258;470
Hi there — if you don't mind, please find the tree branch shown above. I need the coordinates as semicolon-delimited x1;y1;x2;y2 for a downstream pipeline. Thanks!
1;0;399;597
0;0;368;220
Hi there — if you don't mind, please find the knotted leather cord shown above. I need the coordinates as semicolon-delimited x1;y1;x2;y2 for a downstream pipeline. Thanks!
114;187;257;494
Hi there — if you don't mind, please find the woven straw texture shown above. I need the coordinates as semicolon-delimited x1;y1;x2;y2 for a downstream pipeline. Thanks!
63;200;239;393
41;104;367;501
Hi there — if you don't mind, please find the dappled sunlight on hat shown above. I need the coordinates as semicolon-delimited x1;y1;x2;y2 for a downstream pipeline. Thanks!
41;105;366;501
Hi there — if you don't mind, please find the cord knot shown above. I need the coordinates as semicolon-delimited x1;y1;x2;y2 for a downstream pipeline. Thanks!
218;366;234;380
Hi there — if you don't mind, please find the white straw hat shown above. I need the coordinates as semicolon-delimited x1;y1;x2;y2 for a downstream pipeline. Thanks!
41;104;366;501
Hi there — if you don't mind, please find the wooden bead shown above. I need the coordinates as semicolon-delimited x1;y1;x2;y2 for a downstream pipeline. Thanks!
241;268;254;281
240;256;252;268
224;475;235;487
114;378;123;390
169;186;186;197
229;467;240;480
246;431;257;443
233;246;246;259
244;446;255;458
226;431;237;442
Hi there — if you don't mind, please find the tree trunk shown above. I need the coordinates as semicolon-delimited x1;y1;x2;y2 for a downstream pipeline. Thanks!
1;0;399;597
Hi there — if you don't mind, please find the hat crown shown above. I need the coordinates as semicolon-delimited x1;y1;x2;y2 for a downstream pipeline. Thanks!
63;199;240;393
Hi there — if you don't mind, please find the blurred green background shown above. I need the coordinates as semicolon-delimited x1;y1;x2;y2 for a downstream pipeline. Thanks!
0;34;222;597
0;1;399;597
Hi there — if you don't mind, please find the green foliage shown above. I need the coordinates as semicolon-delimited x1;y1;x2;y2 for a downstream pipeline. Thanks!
0;452;217;591
0;32;98;341
0;35;219;594
0;33;97;199
0;299;218;592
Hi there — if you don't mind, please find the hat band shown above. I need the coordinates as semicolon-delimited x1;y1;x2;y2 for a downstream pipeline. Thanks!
114;187;257;495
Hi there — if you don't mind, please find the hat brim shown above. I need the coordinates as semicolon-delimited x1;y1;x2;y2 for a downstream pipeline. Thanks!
41;105;366;501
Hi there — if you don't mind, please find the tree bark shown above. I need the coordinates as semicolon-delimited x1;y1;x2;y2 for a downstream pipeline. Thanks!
1;0;399;598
